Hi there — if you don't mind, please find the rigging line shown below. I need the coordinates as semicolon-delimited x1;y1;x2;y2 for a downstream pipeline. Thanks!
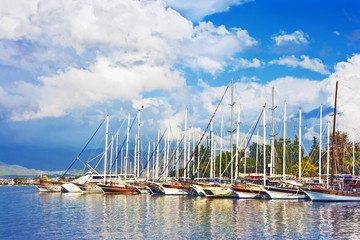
62;118;105;177
183;83;230;176
157;134;186;181
109;114;137;171
138;128;168;177
221;105;265;176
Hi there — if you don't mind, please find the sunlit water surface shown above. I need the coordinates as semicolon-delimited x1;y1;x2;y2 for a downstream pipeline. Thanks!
0;186;359;239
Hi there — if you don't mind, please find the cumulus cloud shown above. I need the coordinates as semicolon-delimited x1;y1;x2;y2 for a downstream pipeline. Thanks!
269;55;331;75
232;57;261;70
0;57;185;121
322;54;360;136
271;30;309;53
180;22;258;74
164;0;254;22
0;0;258;121
272;30;309;46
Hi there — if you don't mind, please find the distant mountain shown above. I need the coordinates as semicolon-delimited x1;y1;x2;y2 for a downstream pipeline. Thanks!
0;161;77;177
0;146;103;171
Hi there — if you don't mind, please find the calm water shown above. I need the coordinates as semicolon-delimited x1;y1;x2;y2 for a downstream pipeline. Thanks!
0;186;359;239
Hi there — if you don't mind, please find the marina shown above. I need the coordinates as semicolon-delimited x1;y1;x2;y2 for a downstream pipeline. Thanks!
1;186;359;239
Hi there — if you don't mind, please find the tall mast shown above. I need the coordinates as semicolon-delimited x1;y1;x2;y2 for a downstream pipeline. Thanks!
156;128;160;179
109;135;114;178
152;141;156;180
299;107;302;179
353;128;355;176
125;113;130;181
331;81;339;185
197;134;201;179
326;121;330;187
235;105;241;179
263;105;267;186
229;78;235;183
270;87;276;176
134;133;137;179
136;109;141;179
219;116;224;178
183;108;188;179
210;121;214;180
115;131;119;178
282;101;287;180
146;141;151;180
176;126;180;179
256;128;259;175
104;115;109;184
244;137;247;174
319;104;323;183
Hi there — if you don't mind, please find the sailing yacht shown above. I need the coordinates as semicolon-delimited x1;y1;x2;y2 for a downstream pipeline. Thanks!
303;81;360;202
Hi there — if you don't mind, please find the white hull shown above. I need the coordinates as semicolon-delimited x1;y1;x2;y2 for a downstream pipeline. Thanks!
191;184;206;196
35;184;62;192
61;183;83;193
261;186;305;199
304;190;360;202
74;183;103;193
232;190;259;199
162;187;191;195
192;184;237;198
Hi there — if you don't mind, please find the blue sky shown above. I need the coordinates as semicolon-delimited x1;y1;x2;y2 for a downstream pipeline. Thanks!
0;0;359;170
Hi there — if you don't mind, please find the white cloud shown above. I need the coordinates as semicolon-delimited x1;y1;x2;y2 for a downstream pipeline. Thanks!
269;55;331;75
0;0;259;121
322;54;360;137
233;58;261;70
164;0;254;22
272;30;309;46
0;57;185;121
180;22;258;74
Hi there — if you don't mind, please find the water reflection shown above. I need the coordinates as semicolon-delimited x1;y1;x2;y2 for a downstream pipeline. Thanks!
0;187;359;239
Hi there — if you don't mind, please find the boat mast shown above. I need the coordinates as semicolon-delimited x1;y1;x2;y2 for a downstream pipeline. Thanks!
353;128;355;176
136;109;141;179
156;128;160;179
270;87;276;176
326;121;330;187
282;101;287;180
229;78;235;183
219;116;224;179
299;107;302;179
183;108;188;179
263;105;267;186
104;115;109;184
197;134;201;179
256;128;259;175
319;104;323;183
331;81;339;186
210;121;214;180
125;113;130;181
134;133;137;179
235;104;240;179
146;141;151;180
176;126;180;179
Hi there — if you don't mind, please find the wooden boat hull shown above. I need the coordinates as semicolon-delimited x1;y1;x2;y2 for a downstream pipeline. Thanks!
98;184;141;194
303;188;360;202
231;185;266;199
161;184;192;195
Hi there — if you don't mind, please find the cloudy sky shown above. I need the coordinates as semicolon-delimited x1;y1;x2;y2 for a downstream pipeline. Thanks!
0;0;359;170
